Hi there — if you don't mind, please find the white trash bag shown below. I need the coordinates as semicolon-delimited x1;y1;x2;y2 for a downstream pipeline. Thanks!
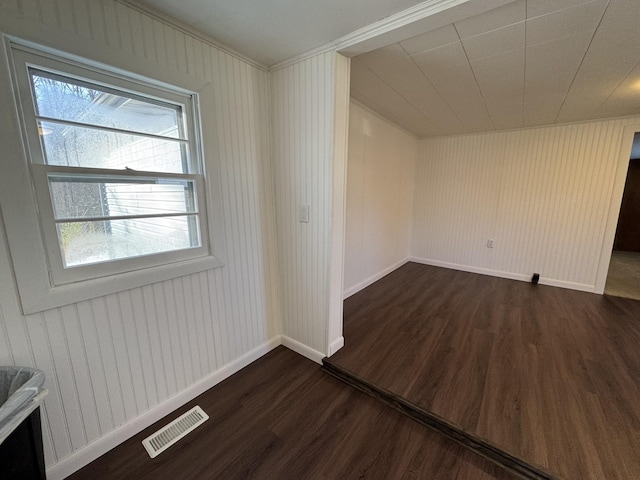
0;367;47;445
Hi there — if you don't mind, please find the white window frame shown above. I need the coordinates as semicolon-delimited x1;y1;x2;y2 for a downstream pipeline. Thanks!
0;40;223;314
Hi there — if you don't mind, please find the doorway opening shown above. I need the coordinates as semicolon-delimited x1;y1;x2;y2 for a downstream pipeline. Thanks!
605;132;640;300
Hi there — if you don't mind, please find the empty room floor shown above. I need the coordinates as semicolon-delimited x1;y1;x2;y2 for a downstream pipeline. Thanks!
605;250;640;300
326;262;640;480
68;346;520;480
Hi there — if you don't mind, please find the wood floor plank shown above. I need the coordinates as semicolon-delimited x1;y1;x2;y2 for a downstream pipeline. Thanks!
68;346;521;480
328;262;640;480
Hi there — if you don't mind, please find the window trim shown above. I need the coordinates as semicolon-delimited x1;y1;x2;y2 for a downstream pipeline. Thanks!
31;165;209;285
0;38;224;315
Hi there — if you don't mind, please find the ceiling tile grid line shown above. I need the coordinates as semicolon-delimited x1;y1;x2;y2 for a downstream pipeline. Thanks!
405;42;495;133
352;59;449;136
349;0;640;137
397;0;603;59
594;60;640;119
592;61;640;117
398;41;474;133
560;0;640;123
552;0;611;124
132;0;640;137
452;21;497;131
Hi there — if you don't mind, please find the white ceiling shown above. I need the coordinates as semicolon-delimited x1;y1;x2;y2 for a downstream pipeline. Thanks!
133;0;640;138
133;0;425;66
351;0;640;137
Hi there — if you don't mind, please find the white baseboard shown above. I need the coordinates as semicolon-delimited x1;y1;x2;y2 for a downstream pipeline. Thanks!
409;257;597;293
280;335;325;364
46;336;281;480
538;278;595;293
343;258;409;299
328;336;344;356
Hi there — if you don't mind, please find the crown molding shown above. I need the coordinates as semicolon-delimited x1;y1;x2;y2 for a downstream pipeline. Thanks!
270;0;470;71
270;0;512;71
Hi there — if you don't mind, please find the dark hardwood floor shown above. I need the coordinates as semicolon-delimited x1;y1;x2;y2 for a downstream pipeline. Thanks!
68;346;520;480
326;262;640;480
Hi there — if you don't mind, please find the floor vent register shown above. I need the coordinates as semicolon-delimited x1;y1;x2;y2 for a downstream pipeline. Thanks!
142;406;209;458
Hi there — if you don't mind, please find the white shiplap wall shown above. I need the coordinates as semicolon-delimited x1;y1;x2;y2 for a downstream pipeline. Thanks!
412;116;640;290
0;0;280;477
344;101;418;297
270;52;337;357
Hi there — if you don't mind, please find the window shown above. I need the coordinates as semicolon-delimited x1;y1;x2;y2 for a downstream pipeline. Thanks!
2;43;220;313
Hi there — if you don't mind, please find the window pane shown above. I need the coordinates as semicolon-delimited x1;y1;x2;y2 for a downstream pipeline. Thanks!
57;216;200;267
49;176;197;220
39;121;188;173
30;69;183;139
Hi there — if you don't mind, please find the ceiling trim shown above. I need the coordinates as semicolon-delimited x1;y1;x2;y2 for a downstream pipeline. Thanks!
420;113;640;141
270;0;470;71
336;0;472;52
119;0;269;71
270;0;512;71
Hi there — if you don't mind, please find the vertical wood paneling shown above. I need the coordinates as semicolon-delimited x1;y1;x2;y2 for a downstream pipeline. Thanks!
0;1;20;15
26;312;71;461
43;308;85;450
17;0;40;21
55;0;76;34
344;102;417;295
128;288;159;407
74;301;113;436
412;116;640;288
270;52;336;353
71;0;90;39
0;0;279;474
86;1;106;44
0;304;14;365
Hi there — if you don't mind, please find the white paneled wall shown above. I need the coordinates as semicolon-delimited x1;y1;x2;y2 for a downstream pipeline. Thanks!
0;0;280;477
270;52;337;356
344;102;417;297
412;116;640;290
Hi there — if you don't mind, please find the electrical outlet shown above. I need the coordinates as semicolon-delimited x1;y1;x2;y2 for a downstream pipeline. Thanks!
487;239;494;248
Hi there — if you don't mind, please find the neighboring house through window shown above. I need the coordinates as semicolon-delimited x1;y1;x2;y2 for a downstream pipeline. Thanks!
1;42;221;314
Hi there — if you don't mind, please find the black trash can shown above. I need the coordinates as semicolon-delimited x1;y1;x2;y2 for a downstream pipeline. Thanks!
0;367;47;480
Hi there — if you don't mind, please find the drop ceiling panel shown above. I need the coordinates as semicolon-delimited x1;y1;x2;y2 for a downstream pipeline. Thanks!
350;0;640;138
409;47;494;132
420;71;495;132
471;50;525;101
461;22;524;62
350;60;395;98
523;32;593;126
556;0;640;122
526;0;600;18
399;25;459;56
366;91;446;136
357;44;410;71
354;54;476;135
453;0;526;38
401;88;468;135
410;41;469;73
525;0;607;45
136;0;640;138
365;58;431;94
351;63;445;137
471;49;525;129
594;62;640;118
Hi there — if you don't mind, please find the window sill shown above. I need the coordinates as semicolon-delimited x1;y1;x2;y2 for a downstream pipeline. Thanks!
19;255;224;315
